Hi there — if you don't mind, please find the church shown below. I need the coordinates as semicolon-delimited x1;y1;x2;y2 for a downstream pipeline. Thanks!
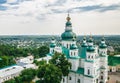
46;14;108;83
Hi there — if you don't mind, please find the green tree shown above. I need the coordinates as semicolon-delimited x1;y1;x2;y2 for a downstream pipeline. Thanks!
4;79;16;83
37;63;62;83
0;55;15;68
20;68;36;83
38;46;49;57
14;76;22;83
34;60;46;66
49;52;71;76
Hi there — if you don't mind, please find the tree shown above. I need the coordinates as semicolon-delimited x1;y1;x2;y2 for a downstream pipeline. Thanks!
20;68;36;83
49;52;71;76
37;63;62;83
4;79;16;83
14;76;22;83
0;55;15;68
38;46;49;57
34;60;46;66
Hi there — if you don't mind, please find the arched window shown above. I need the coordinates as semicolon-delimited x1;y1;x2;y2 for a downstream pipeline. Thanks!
91;56;93;59
71;52;72;56
69;77;71;80
88;55;90;59
101;76;103;80
88;69;90;75
78;79;80;83
67;44;69;48
74;52;75;55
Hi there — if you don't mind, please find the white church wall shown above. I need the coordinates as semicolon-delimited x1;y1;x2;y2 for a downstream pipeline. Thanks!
69;59;79;71
62;41;76;49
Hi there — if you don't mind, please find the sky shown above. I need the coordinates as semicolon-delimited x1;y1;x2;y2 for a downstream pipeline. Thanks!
0;0;120;35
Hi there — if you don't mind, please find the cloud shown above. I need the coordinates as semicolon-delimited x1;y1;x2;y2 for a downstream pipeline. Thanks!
0;0;120;35
71;4;120;12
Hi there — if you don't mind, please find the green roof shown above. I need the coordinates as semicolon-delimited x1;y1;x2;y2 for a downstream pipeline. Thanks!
70;68;84;75
47;53;53;56
81;43;88;47
99;43;107;49
50;43;56;48
69;56;80;59
61;31;76;41
87;46;95;52
84;75;94;78
66;21;72;27
79;47;86;59
77;68;84;74
0;64;17;70
62;47;69;58
87;37;93;43
108;56;120;66
85;60;94;63
70;44;78;50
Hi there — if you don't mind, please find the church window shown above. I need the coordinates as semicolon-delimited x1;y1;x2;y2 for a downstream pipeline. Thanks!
71;52;72;56
88;69;90;75
67;44;69;48
69;77;71;80
78;79;80;83
101;72;103;74
101;76;103;80
74;52;75;55
91;56;93;59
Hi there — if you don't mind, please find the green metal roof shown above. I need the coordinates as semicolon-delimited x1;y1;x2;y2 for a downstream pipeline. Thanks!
69;56;80;59
66;21;72;27
85;60;94;63
87;46;95;52
99;43;107;49
61;31;76;41
108;56;120;66
50;43;56;48
70;67;84;75
79;47;86;59
47;53;53;56
70;44;78;50
0;64;17;70
87;37;93;43
81;43;88;47
62;47;69;58
77;68;84;74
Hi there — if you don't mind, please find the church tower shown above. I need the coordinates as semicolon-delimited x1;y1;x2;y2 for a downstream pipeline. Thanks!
49;37;56;54
61;14;76;49
99;36;108;83
84;36;100;83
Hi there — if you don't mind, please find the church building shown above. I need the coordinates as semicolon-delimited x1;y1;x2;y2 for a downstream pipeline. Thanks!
47;14;108;83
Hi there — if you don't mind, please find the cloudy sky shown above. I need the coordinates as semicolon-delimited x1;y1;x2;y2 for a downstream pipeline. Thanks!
0;0;120;35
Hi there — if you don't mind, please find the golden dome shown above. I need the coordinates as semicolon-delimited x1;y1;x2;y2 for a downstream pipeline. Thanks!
66;13;71;21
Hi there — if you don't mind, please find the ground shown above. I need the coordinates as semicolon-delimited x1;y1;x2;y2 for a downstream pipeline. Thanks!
108;72;120;83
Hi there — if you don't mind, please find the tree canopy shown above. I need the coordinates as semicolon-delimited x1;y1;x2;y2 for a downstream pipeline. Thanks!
38;45;49;57
49;52;71;76
37;63;62;83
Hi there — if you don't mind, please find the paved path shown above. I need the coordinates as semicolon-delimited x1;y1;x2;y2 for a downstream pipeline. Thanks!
108;72;120;83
